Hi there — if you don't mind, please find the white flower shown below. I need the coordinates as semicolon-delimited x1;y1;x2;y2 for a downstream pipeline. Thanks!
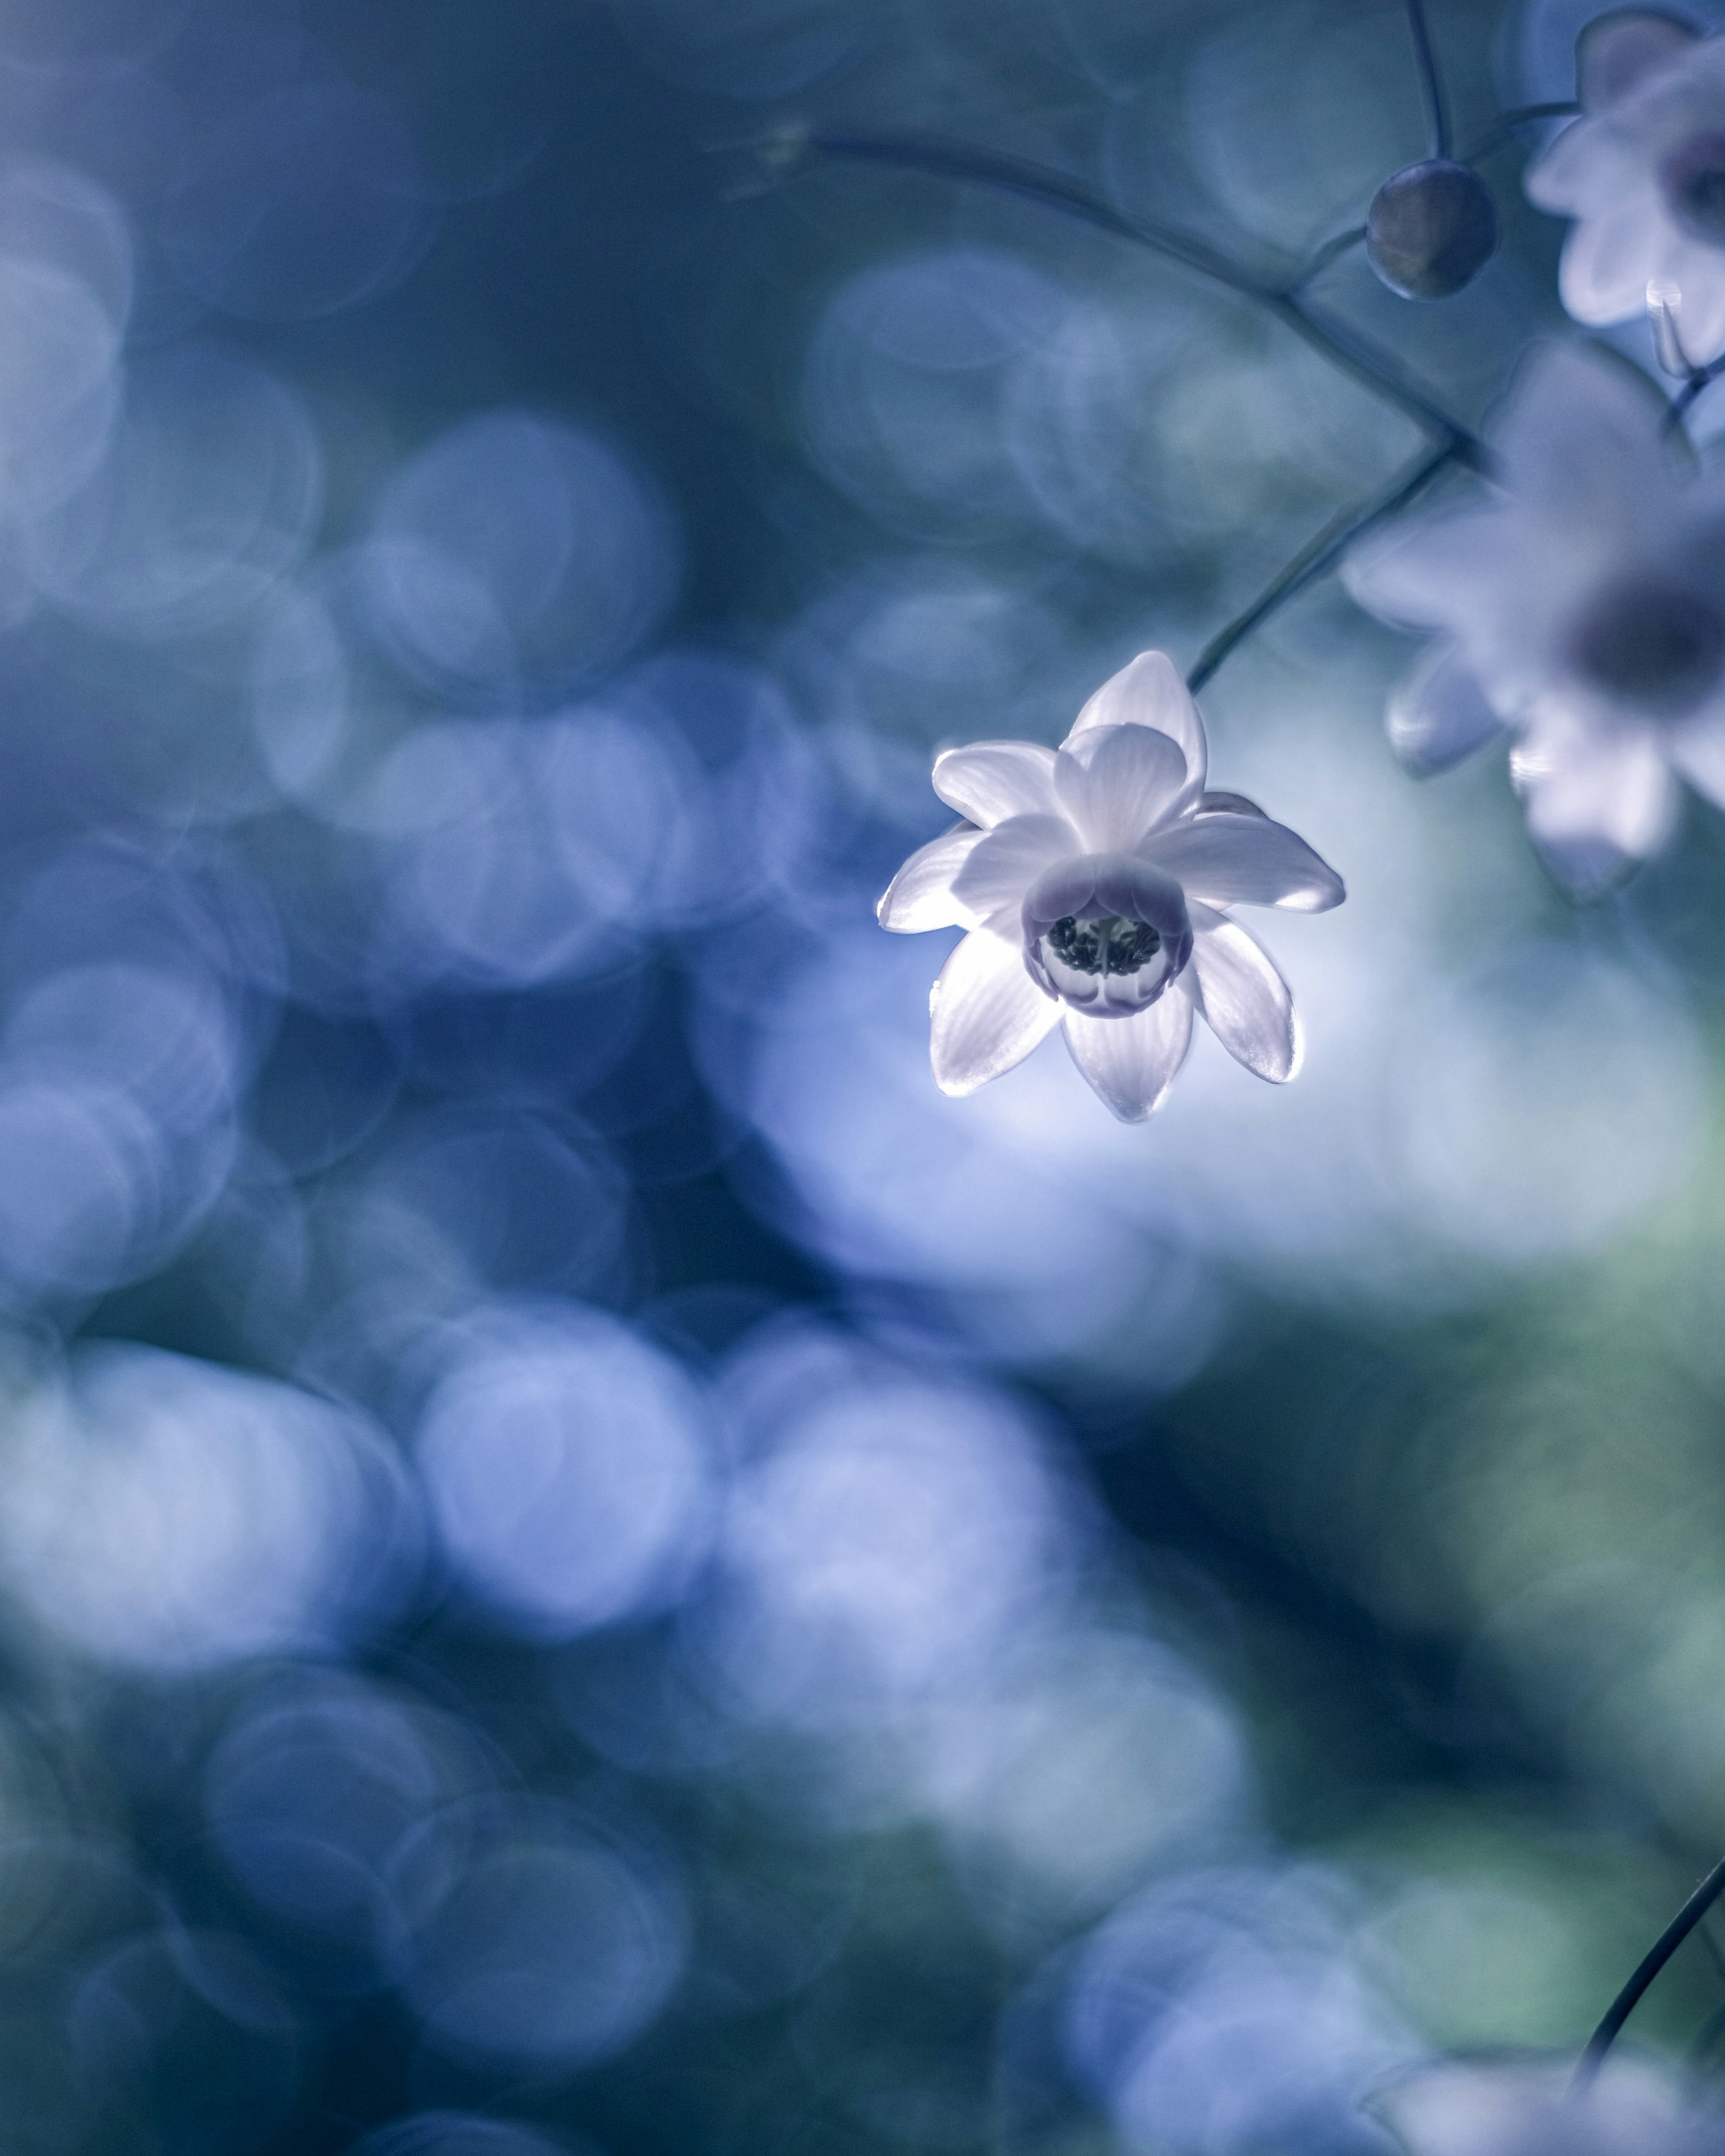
1345;340;1725;897
876;652;1345;1123
1370;2053;1724;2156
1527;13;1725;362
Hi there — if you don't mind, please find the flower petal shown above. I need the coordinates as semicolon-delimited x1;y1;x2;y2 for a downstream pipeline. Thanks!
931;741;1059;828
1185;902;1300;1082
1066;650;1208;799
929;918;1060;1096
950;812;1079;918
1576;11;1698;111
1061;990;1193;1123
1140;811;1344;914
1668;710;1725;806
1509;707;1679;897
1494;343;1672;530
1386;643;1508;774
1053;722;1189;850
877;822;986;932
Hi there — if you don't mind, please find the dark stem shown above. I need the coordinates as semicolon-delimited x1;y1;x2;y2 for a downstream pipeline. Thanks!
1403;0;1451;160
1288;225;1368;295
1574;1851;1725;2090
1460;101;1579;162
1665;361;1725;439
794;130;1482;461
1185;441;1458;693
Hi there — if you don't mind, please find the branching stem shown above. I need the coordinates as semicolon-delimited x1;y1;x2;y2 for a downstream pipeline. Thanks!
1185;441;1457;692
791;130;1484;464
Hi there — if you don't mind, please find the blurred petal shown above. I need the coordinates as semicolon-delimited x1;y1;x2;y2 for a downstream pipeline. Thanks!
932;741;1058;827
1558;194;1669;324
877;823;985;932
1387;643;1508;773
1577;11;1699;111
1371;2052;1702;2156
1054;723;1189;851
1186;903;1300;1082
1511;710;1679;897
1669;709;1725;805
1061;990;1192;1122
929;919;1059;1096
1344;506;1512;635
1141;813;1345;913
1495;344;1672;527
950;812;1078;917
1067;650;1208;797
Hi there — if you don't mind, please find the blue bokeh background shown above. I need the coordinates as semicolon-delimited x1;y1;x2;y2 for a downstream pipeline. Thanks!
0;1;1722;2152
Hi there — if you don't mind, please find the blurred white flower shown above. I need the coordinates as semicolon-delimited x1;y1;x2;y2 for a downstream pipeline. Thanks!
876;652;1344;1122
1370;2052;1723;2156
1526;14;1725;363
1345;341;1725;897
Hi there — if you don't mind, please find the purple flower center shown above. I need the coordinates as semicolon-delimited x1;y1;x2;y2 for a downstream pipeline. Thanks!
1570;579;1725;712
1021;852;1191;1019
1662;132;1725;245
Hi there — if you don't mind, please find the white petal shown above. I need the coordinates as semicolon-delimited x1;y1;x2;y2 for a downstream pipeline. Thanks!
1576;11;1699;111
1343;506;1513;636
1053;723;1189;851
1066;651;1208;798
1370;2054;1696;2156
1387;644;1508;774
1558;192;1671;324
877;823;985;932
1140;812;1344;912
1510;709;1679;896
950;811;1078;918
1185;904;1300;1082
931;740;1059;828
1061;991;1193;1122
1494;344;1671;529
1668;710;1725;805
929;919;1060;1096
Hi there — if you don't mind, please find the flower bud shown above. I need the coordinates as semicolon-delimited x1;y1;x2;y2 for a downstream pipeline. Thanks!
1366;159;1499;300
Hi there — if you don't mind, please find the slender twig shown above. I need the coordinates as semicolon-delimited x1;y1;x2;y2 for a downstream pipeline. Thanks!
1574;1852;1725;2090
1403;0;1451;160
1461;99;1579;161
1288;225;1368;295
1665;361;1725;439
791;130;1483;462
1185;440;1458;693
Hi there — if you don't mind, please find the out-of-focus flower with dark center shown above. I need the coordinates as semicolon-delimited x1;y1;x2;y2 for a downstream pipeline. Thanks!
1527;13;1725;363
1345;341;1725;896
877;652;1344;1121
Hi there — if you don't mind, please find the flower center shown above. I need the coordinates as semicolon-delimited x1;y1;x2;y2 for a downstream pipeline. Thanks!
1021;853;1192;1021
1045;913;1163;977
1570;579;1725;713
1662;133;1725;245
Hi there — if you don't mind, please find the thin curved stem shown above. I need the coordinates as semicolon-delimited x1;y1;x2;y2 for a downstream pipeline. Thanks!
1574;1852;1725;2090
1403;0;1451;160
1461;99;1579;161
790;130;1483;463
1186;440;1457;694
1288;225;1368;296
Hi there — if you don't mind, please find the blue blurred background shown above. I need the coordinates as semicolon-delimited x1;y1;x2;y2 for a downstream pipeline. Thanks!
0;0;1723;2151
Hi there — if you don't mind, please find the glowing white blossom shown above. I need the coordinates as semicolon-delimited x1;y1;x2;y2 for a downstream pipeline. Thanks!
876;652;1344;1122
1371;2053;1723;2156
1526;14;1725;362
1345;340;1725;897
